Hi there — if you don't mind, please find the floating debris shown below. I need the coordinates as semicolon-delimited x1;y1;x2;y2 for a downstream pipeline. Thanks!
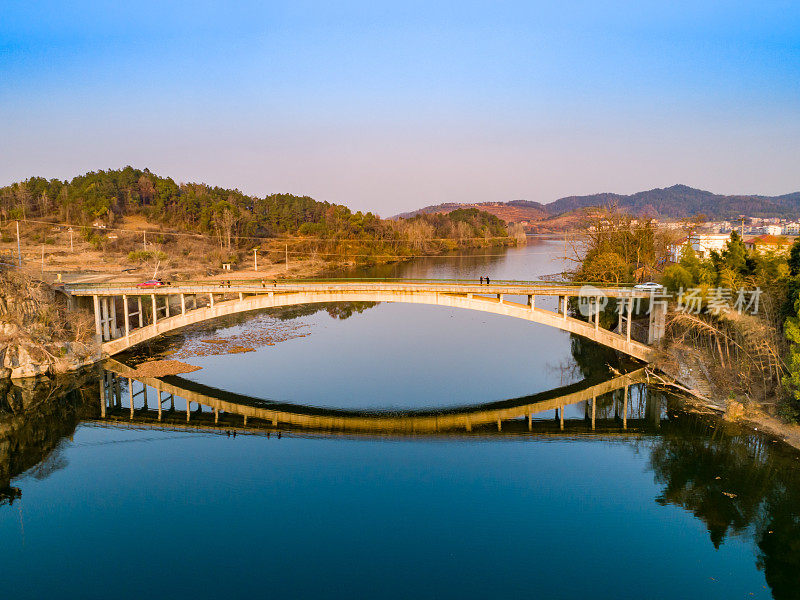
165;314;312;359
134;360;202;377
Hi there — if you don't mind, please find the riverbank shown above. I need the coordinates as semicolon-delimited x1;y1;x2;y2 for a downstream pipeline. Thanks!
0;270;99;380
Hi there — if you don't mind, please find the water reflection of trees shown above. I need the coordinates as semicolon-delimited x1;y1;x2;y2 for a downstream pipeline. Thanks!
647;411;800;600
0;372;97;506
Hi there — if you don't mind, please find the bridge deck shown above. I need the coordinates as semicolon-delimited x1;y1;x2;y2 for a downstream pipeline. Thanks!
63;280;652;298
60;279;661;362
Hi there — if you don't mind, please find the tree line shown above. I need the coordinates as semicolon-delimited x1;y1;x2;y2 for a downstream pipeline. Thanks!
0;167;513;257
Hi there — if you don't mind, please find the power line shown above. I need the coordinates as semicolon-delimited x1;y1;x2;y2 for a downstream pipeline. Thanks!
6;218;517;244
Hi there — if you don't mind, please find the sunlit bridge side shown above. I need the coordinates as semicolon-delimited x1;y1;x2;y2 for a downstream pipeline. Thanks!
63;280;665;361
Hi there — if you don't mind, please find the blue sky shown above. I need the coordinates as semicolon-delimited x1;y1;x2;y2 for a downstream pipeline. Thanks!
1;0;799;214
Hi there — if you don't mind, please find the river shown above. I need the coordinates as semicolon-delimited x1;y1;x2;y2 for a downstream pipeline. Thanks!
2;238;800;599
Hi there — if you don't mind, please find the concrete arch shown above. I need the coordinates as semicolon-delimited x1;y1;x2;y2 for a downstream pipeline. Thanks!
94;288;655;361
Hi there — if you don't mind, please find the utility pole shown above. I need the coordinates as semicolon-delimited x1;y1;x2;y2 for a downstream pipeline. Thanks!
254;248;258;272
143;231;147;252
285;244;288;271
69;227;73;252
16;220;21;267
41;245;44;275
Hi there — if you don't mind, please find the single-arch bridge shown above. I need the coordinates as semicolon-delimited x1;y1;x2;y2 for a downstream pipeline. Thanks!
63;280;665;361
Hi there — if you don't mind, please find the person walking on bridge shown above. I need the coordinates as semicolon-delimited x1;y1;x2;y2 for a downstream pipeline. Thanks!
479;276;484;285
485;276;490;285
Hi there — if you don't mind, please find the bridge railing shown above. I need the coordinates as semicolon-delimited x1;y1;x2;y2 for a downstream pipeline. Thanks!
62;277;645;290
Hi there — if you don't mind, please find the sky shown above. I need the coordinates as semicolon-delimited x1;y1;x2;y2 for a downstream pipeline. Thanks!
1;0;799;216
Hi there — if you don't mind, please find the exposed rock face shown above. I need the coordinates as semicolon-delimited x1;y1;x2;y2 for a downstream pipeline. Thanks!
1;270;100;380
0;342;100;380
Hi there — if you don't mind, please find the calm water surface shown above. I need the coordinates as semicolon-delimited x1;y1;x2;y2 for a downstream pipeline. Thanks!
3;238;800;599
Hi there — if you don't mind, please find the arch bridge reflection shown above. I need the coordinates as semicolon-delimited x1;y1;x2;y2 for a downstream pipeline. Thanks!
99;360;664;438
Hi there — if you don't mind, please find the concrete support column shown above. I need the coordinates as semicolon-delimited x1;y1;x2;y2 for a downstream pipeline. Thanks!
594;298;600;330
239;292;244;301
497;293;503;303
142;384;148;410
649;300;666;344
181;293;186;315
497;419;502;431
123;295;130;337
186;400;191;422
527;413;532;431
215;407;219;424
563;296;568;320
110;296;117;339
137;297;143;327
528;295;534;309
157;390;162;420
591;394;596;430
165;295;170;317
560;405;564;430
93;295;102;339
209;293;214;308
151;294;157;325
101;297;110;341
626;297;632;342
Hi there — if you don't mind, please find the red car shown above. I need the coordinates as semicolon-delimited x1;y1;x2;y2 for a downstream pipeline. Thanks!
136;279;167;288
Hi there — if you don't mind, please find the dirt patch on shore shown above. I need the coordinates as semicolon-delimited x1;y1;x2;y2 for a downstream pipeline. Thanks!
134;360;202;377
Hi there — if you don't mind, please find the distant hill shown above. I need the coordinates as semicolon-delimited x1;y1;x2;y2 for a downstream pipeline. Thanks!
394;200;549;224
396;185;800;227
547;185;800;220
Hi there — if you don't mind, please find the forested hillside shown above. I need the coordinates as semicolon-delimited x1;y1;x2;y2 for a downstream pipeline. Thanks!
0;167;513;253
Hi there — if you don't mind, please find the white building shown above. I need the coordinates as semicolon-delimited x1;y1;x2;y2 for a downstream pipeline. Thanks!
783;222;800;235
764;224;783;236
671;233;731;261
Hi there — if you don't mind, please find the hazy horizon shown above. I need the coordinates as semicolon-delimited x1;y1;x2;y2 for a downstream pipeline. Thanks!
2;1;799;216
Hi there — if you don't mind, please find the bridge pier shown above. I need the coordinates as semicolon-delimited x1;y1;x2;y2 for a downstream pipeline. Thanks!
626;296;632;342
93;295;101;340
151;294;157;325
594;299;600;330
648;299;667;344
110;297;118;339
123;295;129;337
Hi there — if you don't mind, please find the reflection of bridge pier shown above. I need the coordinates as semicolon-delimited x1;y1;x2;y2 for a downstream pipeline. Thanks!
98;360;663;438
